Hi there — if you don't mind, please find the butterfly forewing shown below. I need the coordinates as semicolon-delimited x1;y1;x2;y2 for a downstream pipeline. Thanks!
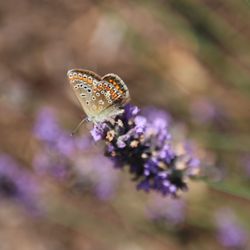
67;69;101;118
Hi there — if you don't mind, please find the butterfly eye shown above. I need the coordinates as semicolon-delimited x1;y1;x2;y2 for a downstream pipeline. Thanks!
87;89;92;93
69;73;73;79
96;93;100;97
92;96;96;100
83;74;87;80
74;85;78;89
73;72;77;77
78;73;83;78
80;93;86;98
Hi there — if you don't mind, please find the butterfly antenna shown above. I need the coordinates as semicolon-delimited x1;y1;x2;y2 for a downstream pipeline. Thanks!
71;117;88;136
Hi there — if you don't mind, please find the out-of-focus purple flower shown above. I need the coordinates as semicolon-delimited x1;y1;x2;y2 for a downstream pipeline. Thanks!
90;104;200;197
75;135;92;151
190;98;230;130
33;107;119;200
146;194;186;225
74;155;119;201
0;154;41;214
32;152;69;180
55;133;75;157
33;107;61;142
33;107;82;157
142;106;171;126
182;141;201;176
93;156;119;200
190;98;217;123
215;208;247;249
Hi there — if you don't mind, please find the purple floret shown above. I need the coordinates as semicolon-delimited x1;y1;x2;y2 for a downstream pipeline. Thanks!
0;154;41;214
215;209;247;249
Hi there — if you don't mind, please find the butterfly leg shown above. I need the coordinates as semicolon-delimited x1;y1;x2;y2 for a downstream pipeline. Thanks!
71;117;89;136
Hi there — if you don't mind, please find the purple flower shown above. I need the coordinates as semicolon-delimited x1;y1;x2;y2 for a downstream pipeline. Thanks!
0;154;41;214
34;107;79;157
190;98;217;123
190;98;229;129
91;123;108;142
134;116;147;133
142;106;171;126
55;133;75;157
93;156;119;200
146;194;186;225
90;104;200;197
215;209;247;249
33;107;60;142
73;155;119;200
182;141;201;176
33;152;69;180
117;139;126;148
33;107;119;200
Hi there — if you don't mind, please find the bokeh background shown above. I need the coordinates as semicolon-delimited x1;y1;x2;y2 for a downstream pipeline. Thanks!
0;0;250;249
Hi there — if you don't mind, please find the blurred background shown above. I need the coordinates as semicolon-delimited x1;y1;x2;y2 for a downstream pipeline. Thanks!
0;0;250;249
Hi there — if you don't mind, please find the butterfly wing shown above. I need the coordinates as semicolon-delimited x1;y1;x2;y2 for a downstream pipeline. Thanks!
101;73;130;105
85;73;130;122
67;69;102;118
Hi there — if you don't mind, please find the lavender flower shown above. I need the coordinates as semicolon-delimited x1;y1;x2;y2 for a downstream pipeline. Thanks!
33;107;92;178
190;98;217;124
0;154;41;214
36;108;74;155
33;107;61;143
146;194;186;225
215;209;248;249
91;104;200;197
33;152;70;180
75;156;119;200
33;107;119;200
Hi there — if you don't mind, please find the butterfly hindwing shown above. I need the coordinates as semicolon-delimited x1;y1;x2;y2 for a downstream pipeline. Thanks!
102;73;130;104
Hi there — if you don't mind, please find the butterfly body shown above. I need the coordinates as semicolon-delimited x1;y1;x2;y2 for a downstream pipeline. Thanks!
67;69;130;124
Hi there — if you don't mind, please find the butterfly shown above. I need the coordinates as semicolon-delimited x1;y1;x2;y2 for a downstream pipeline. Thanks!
67;69;130;126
